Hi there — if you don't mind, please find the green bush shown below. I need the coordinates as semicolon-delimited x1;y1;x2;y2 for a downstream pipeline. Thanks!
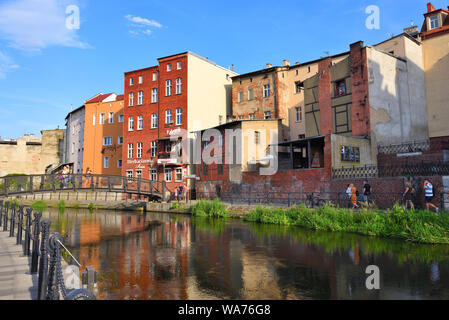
243;203;449;244
31;200;48;212
191;199;230;218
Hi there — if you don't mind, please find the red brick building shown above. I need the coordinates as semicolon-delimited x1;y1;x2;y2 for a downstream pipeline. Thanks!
123;52;236;195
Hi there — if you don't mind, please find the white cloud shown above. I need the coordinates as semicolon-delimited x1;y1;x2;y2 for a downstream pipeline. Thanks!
125;15;162;28
0;52;19;79
0;0;88;51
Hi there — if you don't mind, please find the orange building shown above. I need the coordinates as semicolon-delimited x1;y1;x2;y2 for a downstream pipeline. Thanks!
83;93;125;176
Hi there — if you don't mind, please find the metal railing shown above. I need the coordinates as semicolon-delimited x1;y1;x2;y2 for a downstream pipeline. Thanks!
0;174;168;201
378;139;430;155
0;200;98;300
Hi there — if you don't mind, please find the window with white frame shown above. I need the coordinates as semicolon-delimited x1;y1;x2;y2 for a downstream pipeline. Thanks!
152;72;157;81
108;112;114;124
238;91;244;102
151;114;158;128
165;168;172;182
295;107;302;122
137;116;143;130
176;108;182;125
100;113;105;125
136;169;142;179
103;157;110;169
150;169;157;181
126;170;133;182
128;143;133;159
118;114;124;123
430;15;440;30
130;77;134;85
92;114;96;126
175;168;183;182
137;142;143;158
166;109;173;124
263;84;271;98
117;159;122;168
166;80;172;96
176;78;182;94
118;136;123;145
151;141;157;157
128;117;134;131
152;88;158;103
248;88;254;101
129;92;134;106
138;91;143;105
103;136;113;146
167;64;172;72
177;61;182;70
138;76;143;84
264;111;271;119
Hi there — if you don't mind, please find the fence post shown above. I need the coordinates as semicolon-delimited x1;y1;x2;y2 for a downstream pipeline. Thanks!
0;200;3;228
37;219;51;300
4;178;8;197
23;208;32;256
3;201;9;232
30;176;34;194
82;266;98;294
31;211;42;274
16;205;24;245
9;202;16;237
162;181;166;202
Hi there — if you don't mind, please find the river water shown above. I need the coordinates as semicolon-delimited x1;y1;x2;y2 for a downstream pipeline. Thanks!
41;208;449;300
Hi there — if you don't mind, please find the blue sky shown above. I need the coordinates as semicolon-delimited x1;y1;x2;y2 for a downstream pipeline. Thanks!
0;0;445;139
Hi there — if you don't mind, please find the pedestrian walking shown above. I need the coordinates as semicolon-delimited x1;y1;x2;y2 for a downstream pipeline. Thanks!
349;184;359;209
424;179;439;213
175;188;179;202
362;180;372;207
403;181;415;211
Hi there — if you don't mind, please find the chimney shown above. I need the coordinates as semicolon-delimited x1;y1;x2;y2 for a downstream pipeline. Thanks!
427;2;436;13
283;60;290;67
266;63;272;68
404;25;419;39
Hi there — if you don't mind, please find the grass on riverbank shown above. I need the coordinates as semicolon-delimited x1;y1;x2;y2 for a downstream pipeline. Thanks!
31;200;48;212
190;199;230;218
243;204;449;244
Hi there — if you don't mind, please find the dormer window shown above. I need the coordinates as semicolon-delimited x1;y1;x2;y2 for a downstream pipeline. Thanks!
429;15;440;30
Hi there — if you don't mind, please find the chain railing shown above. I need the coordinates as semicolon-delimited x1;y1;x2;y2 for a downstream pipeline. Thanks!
0;200;98;300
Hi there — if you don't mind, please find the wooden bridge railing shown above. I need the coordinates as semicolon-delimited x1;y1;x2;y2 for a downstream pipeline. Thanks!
0;174;167;201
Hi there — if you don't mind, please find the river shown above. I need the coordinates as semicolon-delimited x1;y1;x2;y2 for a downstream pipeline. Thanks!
41;208;449;300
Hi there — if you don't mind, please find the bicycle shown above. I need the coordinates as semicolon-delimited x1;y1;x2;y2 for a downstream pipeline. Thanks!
305;193;327;208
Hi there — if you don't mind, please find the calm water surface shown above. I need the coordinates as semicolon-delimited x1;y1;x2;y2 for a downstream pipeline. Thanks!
42;208;449;300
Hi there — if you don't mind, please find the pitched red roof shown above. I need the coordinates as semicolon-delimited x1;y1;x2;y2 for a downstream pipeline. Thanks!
116;94;124;101
85;93;114;104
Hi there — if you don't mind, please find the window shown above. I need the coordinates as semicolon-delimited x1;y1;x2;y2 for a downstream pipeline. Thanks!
151;114;158;128
430;15;440;30
166;109;173;124
175;168;182;182
118;136;123;145
150;169;157;181
263;84;271;98
176;78;182;94
118;114;124;123
117;159;122;168
165;142;171;153
138;91;143;105
103;137;113;146
151;141;157;157
249;113;255;120
92;114;96;126
255;131;260;145
128;143;133;159
341;146;360;163
295;107;302;122
130;77;134;85
165;168;172;182
71;142;75;154
264;111;271;120
166;80;172;96
218;134;223;148
137;142;143;158
136;170;142;179
152;88;158;103
108;112;114;124
238;91;244;102
128;117;134;131
103;157;110;169
129;92;134;106
137;116;143;130
126;170;133;182
138;76;143;84
152;72;157;81
248;88;254;101
99;113;105;125
176;108;182;125
167;64;172;72
295;81;303;94
177;61;182;70
308;66;311;73
335;79;346;97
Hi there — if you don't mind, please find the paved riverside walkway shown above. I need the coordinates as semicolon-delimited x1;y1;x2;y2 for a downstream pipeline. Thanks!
0;230;37;300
